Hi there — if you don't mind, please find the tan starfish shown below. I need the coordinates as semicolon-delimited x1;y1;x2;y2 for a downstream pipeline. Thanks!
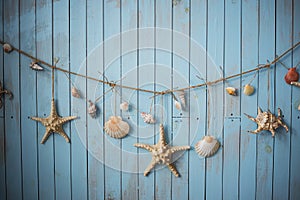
134;124;190;177
30;98;77;144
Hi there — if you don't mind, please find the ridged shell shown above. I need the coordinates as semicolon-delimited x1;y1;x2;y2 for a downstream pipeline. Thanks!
174;100;182;110
120;102;129;111
3;43;13;53
88;100;97;118
71;87;81;98
226;87;237;96
104;116;130;138
243;84;255;96
195;136;220;157
30;62;43;71
178;90;186;108
141;112;156;124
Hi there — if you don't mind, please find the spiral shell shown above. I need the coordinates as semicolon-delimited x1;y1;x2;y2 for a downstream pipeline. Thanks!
71;87;81;98
195;136;220;157
226;87;237;96
141;112;156;124
104;116;130;138
88;100;97;118
243;84;255;96
120;102;129;111
285;68;299;84
3;43;13;53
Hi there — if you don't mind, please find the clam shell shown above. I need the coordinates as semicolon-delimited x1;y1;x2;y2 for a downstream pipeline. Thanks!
195;136;220;157
141;112;156;124
120;102;129;111
104;116;130;138
174;100;182;110
3;43;13;53
88;100;97;118
71;87;81;98
243;84;255;96
226;87;237;96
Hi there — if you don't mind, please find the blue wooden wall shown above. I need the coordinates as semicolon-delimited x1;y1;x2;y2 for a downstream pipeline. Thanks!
1;0;300;199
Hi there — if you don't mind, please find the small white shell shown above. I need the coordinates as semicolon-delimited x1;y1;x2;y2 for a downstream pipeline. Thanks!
3;43;13;53
71;87;81;98
141;112;156;124
226;87;237;96
120;102;129;111
88;100;97;118
195;136;220;157
174;100;182;110
291;81;300;87
178;90;186;108
243;84;255;96
104;116;130;138
30;62;43;71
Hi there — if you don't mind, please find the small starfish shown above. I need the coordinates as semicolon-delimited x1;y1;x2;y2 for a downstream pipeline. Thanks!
0;81;13;109
134;124;190;177
30;98;77;144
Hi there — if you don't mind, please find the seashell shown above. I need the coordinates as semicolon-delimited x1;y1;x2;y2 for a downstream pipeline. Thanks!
195;136;220;157
226;87;237;96
141;112;156;124
284;67;299;84
298;104;300;111
3;43;13;53
71;87;81;98
88;100;97;118
120;102;129;111
30;61;43;71
291;81;300;87
243;84;255;96
174;100;182;110
104;116;130;138
178;90;186;108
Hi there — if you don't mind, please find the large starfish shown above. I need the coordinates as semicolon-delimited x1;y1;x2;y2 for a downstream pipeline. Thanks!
30;98;77;144
134;124;190;177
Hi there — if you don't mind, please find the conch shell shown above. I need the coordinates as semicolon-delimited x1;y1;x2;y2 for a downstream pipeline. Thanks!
195;136;220;157
141;112;156;124
104;116;130;138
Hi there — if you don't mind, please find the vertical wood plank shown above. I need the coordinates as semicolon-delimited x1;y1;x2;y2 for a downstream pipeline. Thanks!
3;0;22;199
290;0;300;198
70;0;88;199
20;1;38;199
36;0;55;199
274;0;292;199
240;0;258;199
223;0;241;199
257;0;275;199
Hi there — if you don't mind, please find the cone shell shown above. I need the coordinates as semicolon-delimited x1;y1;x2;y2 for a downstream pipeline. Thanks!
243;84;255;96
195;136;220;157
88;100;97;118
3;43;13;53
226;87;237;96
174;100;182;110
141;112;156;124
71;87;81;98
104;116;130;138
120;102;129;111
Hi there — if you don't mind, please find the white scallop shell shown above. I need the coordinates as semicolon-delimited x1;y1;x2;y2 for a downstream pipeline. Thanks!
3;43;13;53
226;87;237;96
71;87;81;98
243;84;255;96
30;62;43;71
174;100;182;110
104;116;130;138
120;102;129;111
178;90;186;108
88;100;97;118
141;112;156;124
195;136;220;157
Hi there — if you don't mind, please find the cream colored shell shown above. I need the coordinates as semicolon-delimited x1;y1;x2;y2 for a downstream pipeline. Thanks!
88;100;97;118
226;87;237;96
104;116;130;138
243;84;255;96
141;112;156;124
71;87;81;98
195;136;220;157
120;102;129;111
174;100;182;110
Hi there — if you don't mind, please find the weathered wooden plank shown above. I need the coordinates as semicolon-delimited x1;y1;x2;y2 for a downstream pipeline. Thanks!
240;1;258;199
273;0;292;199
206;0;224;199
3;0;22;199
290;1;300;198
70;0;88;199
36;0;55;199
257;0;275;199
20;1;38;199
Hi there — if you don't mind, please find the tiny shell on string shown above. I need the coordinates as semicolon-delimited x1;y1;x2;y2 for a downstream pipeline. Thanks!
120;101;129;112
88;100;97;118
284;68;299;84
30;61;43;71
177;90;186;108
71;87;81;98
3;43;13;53
174;100;182;110
104;116;130;139
243;84;255;96
226;87;237;96
141;112;156;124
195;136;220;158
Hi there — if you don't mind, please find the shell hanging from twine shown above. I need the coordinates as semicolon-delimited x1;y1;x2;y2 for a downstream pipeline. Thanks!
284;68;299;84
243;84;255;96
30;61;43;71
298;104;300;111
141;112;156;124
174;100;182;110
226;87;237;96
104;116;130;138
291;81;300;87
120;102;129;111
178;90;186;108
195;136;220;158
71;87;81;98
88;100;97;118
3;43;13;53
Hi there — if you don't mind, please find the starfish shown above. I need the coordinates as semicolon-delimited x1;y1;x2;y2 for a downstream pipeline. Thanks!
134;124;190;177
30;98;77;144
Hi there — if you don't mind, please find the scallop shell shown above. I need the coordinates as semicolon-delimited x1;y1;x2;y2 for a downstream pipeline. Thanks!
195;136;220;157
226;87;237;96
291;81;300;87
120;102;129;111
104;116;130;138
71;87;81;98
178;90;186;108
174;100;182;110
3;43;13;53
30;62;43;71
141;112;156;124
243;84;255;96
88;100;97;118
